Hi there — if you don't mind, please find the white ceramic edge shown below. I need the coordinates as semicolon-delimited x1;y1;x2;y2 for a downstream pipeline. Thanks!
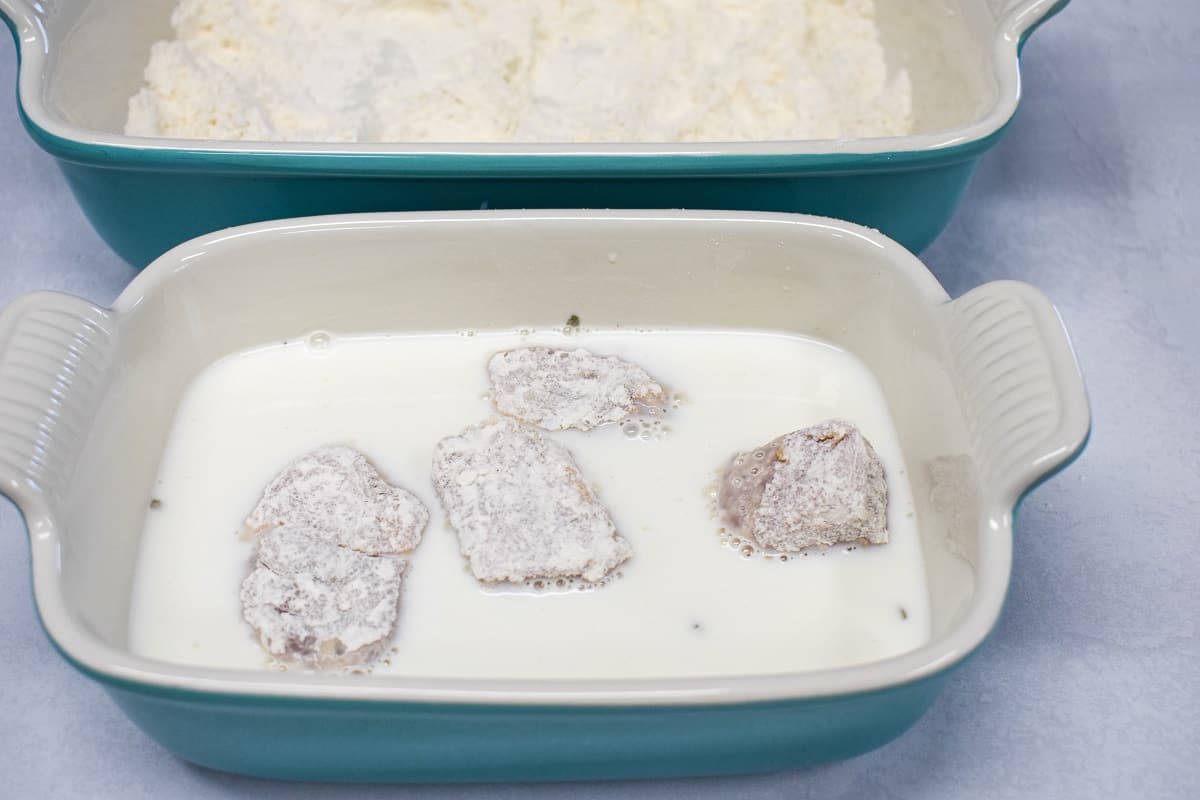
0;209;1089;707
1;0;1056;157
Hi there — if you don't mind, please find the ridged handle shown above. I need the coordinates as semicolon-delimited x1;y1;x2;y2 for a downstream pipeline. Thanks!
0;292;114;527
943;281;1089;510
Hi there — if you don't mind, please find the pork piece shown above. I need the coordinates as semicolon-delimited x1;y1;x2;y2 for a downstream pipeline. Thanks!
487;346;668;431
244;446;428;555
240;527;405;668
719;419;888;551
432;417;632;583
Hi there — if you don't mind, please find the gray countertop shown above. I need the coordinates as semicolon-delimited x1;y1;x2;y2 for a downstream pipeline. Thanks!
1;2;1197;797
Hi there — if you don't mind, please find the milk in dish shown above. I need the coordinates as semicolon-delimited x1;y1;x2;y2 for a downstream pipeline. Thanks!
128;330;931;679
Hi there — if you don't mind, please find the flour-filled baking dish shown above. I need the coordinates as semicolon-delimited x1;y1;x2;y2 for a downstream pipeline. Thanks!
1;0;1068;266
0;211;1088;781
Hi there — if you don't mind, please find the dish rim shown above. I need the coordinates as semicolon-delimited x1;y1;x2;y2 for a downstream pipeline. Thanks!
7;209;1089;708
1;0;1068;169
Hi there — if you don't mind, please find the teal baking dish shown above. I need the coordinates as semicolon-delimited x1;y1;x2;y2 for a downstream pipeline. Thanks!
1;0;1067;268
0;210;1089;781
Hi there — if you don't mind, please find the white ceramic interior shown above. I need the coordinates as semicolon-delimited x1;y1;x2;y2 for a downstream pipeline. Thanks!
1;0;1059;153
0;211;1089;705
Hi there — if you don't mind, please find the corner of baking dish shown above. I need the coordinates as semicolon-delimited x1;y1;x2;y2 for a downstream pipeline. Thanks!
2;0;1067;168
0;211;1090;707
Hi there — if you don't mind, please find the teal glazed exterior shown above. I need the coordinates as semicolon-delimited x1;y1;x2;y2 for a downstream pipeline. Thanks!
35;125;993;267
45;147;985;270
2;1;1068;268
90;663;951;782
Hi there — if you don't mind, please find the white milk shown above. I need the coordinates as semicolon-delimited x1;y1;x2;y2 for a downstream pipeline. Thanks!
128;329;931;679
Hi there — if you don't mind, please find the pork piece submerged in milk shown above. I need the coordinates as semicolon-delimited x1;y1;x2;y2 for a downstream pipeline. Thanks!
432;417;631;584
719;419;888;552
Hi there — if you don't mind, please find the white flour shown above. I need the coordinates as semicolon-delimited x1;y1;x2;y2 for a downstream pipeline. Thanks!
126;0;913;143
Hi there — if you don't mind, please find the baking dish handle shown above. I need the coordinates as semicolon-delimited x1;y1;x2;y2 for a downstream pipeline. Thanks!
943;280;1090;510
0;292;114;529
1;1;39;45
993;0;1071;50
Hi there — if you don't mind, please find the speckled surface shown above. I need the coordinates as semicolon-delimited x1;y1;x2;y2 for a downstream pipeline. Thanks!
1;2;1197;797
